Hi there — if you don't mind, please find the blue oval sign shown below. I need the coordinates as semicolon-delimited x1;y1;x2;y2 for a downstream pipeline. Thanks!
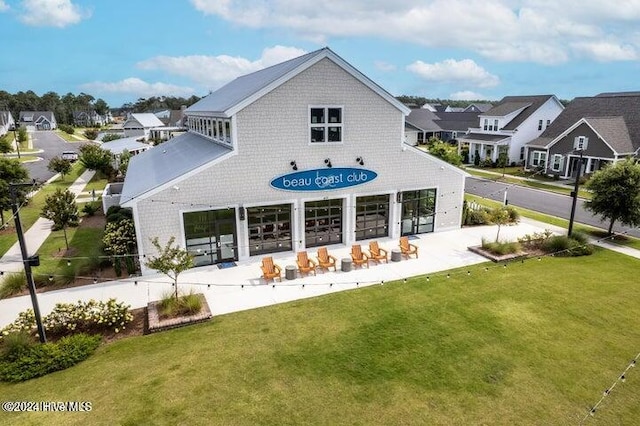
270;168;378;191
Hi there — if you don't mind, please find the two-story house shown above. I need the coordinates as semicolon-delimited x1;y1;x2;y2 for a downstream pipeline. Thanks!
74;110;110;127
525;92;640;178
0;111;16;136
122;113;165;140
119;47;468;274
457;95;564;165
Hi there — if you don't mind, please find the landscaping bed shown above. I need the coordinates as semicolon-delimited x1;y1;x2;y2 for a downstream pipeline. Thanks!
147;293;212;334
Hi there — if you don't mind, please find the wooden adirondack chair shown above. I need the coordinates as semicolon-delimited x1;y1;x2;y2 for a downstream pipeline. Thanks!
368;241;388;263
399;236;418;259
316;247;337;272
296;251;317;276
351;244;370;268
261;256;282;282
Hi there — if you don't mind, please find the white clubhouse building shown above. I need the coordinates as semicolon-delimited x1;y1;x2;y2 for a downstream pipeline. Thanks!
120;48;467;273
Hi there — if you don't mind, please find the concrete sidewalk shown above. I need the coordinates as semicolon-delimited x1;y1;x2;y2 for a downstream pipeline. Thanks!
0;169;96;273
6;218;638;329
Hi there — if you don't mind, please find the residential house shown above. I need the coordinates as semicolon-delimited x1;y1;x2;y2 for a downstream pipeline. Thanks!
73;110;110;127
463;103;493;113
0;111;16;136
458;95;564;165
18;111;57;130
405;109;479;144
119;47;468;274
122;113;164;140
525;92;640;178
154;107;187;127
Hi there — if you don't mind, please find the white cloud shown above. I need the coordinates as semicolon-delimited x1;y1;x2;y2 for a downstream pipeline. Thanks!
137;45;307;89
571;41;638;61
190;0;640;64
407;59;500;88
374;61;396;72
81;78;195;99
0;1;9;12
19;0;89;28
449;91;486;101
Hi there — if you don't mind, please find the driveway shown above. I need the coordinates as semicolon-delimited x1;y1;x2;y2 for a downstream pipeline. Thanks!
23;130;89;182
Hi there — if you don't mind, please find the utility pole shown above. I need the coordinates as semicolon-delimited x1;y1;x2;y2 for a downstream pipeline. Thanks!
567;150;584;237
13;124;21;159
10;182;46;343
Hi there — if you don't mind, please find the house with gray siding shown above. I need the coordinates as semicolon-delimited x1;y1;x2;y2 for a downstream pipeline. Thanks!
525;93;640;178
18;111;57;130
120;47;468;274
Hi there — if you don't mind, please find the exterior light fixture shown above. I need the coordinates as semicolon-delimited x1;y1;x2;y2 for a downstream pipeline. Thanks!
290;161;297;171
324;158;332;168
356;157;364;166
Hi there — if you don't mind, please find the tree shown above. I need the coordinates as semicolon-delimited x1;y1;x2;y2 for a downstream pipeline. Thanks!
17;126;27;143
0;134;13;154
145;237;194;300
118;149;132;177
489;207;512;242
103;218;137;276
79;143;113;177
47;157;72;181
93;98;109;116
83;128;99;140
102;133;122;143
40;189;78;250
585;159;640;235
428;141;463;166
0;158;29;225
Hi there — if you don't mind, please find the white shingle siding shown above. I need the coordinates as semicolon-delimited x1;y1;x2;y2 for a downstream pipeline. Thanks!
133;58;465;271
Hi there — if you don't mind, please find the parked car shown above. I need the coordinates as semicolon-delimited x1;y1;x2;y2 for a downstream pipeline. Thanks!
61;151;79;162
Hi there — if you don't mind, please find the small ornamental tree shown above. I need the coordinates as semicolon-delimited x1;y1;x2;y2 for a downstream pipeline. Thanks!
47;157;72;181
83;128;99;140
40;189;78;250
145;237;194;300
489;207;512;242
0;157;29;225
103;218;137;276
79;143;114;177
0;134;13;154
17;126;27;143
585;159;640;234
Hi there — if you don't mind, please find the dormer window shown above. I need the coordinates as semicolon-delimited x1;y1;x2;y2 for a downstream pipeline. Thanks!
310;106;342;143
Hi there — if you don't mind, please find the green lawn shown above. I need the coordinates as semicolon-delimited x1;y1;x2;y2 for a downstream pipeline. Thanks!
465;194;640;250
0;163;86;256
0;249;638;425
55;130;89;142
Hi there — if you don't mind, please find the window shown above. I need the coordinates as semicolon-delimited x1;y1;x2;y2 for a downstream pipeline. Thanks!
225;120;231;143
546;119;551;128
551;154;563;172
531;151;547;167
538;119;543;131
355;195;390;240
574;136;588;151
305;199;343;247
310;107;342;143
520;147;525;161
248;204;292;256
494;119;499;131
483;119;488;131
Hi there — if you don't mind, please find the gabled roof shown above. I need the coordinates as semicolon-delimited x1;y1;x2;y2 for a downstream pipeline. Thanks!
120;132;232;205
406;110;479;133
126;113;164;128
186;47;410;117
101;137;150;155
584;117;635;154
527;93;640;153
481;95;558;131
19;111;55;122
0;111;13;126
464;103;493;113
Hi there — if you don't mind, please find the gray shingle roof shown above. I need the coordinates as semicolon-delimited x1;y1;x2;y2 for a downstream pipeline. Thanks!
528;94;640;153
459;133;511;143
584;116;635;154
120;132;232;204
19;111;55;123
186;47;410;117
406;110;479;132
481;95;556;131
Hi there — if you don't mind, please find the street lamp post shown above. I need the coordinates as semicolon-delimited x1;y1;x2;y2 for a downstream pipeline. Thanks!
567;150;584;237
13;122;21;159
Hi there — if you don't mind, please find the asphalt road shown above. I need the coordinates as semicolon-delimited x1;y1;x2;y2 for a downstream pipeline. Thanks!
465;176;640;238
24;130;83;183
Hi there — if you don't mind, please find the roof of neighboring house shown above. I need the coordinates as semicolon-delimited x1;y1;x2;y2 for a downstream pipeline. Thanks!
481;95;557;131
120;132;232;205
406;110;479;133
0;111;14;126
405;122;421;132
126;113;164;128
584;116;634;154
596;91;640;97
186;47;410;117
101;137;150;155
19;111;56;122
527;93;640;153
464;103;493;113
459;133;511;143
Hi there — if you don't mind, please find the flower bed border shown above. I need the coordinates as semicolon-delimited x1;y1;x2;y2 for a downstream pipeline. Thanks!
146;293;212;334
468;245;529;262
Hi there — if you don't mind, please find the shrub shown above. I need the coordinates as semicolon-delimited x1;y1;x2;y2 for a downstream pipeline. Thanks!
0;333;101;382
159;290;202;319
0;332;33;358
102;133;122;142
466;209;491;225
518;229;554;248
83;129;99;140
82;202;100;216
543;235;570;253
59;124;75;134
481;238;521;255
570;230;588;245
542;235;593;257
505;206;520;222
0;273;27;299
481;157;494;168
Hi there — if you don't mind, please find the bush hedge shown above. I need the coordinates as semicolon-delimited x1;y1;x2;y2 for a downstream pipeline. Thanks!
0;333;101;382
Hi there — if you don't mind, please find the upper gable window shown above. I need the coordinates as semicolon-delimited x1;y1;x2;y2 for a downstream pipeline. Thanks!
310;107;342;143
574;136;588;151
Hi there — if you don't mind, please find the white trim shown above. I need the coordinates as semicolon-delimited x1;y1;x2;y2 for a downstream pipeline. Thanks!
543;117;620;154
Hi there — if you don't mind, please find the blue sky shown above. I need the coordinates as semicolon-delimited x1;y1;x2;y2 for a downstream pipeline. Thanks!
2;0;640;108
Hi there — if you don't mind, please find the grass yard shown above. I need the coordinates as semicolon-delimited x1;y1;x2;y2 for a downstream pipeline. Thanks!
0;163;86;256
465;194;640;251
1;249;638;425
